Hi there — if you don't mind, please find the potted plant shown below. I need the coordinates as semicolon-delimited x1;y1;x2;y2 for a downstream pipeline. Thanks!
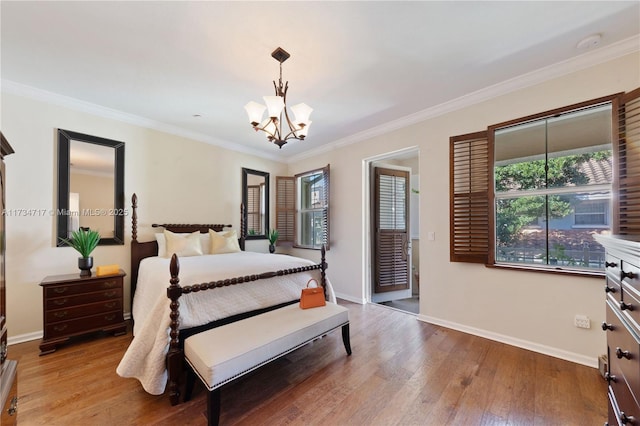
267;228;279;254
59;228;100;276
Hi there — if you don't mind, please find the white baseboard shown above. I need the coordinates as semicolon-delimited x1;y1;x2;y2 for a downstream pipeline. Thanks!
417;314;598;369
8;311;132;346
335;292;366;305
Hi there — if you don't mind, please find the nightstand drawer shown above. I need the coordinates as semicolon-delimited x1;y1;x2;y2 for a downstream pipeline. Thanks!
45;310;123;339
46;299;123;323
44;278;121;298
45;288;122;310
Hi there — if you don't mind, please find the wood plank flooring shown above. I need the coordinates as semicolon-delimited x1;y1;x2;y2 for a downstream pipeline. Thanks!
9;301;606;425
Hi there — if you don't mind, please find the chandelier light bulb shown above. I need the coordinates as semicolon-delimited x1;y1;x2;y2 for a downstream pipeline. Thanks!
290;103;313;127
244;101;266;126
263;95;285;118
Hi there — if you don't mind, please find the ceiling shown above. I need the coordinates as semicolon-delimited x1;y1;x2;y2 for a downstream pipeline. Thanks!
1;1;639;161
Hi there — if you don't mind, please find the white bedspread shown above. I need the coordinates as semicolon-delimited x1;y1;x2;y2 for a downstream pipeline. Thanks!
116;252;335;395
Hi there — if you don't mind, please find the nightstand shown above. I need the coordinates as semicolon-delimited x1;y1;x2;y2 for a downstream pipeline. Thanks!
39;270;127;355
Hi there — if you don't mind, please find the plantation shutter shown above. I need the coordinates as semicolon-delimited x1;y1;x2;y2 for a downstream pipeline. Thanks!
276;176;295;244
450;130;490;263
616;87;640;234
246;185;261;234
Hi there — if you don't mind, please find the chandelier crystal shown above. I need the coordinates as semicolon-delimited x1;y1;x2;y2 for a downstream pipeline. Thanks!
244;47;312;149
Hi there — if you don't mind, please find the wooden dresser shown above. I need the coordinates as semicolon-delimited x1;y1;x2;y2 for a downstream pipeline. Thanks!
0;132;17;425
39;270;127;355
596;234;640;426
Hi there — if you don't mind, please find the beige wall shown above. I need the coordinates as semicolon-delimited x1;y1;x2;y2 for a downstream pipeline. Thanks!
287;52;640;366
2;92;287;339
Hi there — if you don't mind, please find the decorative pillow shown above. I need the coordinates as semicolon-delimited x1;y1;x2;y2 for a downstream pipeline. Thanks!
156;232;211;256
209;229;241;254
162;230;203;258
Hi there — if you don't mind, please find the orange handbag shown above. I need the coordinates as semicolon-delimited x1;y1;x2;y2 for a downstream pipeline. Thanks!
300;279;326;309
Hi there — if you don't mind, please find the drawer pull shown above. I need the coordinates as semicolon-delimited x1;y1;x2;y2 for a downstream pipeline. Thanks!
606;261;618;268
104;314;116;321
602;322;614;331
53;324;68;332
605;285;617;294
103;280;117;288
53;311;68;319
104;302;117;309
53;288;68;294
620;301;634;311
7;396;17;416
622;270;637;280
605;372;617;383
104;290;117;298
621;412;636;424
616;347;631;360
53;298;68;306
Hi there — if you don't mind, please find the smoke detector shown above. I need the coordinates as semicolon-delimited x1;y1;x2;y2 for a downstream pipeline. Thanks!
576;34;602;50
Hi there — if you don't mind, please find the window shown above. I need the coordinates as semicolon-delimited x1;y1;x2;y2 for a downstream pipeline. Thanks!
276;164;330;249
450;88;640;273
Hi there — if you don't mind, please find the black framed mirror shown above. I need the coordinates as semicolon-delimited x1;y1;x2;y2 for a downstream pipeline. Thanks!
242;168;269;240
57;129;125;246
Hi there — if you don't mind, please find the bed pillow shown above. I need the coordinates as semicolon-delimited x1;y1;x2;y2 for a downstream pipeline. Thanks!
209;229;241;254
156;232;211;256
162;230;203;258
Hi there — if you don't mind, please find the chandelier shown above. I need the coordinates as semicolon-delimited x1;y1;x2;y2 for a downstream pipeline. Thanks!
244;47;312;149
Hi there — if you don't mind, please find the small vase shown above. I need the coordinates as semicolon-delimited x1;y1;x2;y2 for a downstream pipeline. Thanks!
269;244;276;254
78;256;93;277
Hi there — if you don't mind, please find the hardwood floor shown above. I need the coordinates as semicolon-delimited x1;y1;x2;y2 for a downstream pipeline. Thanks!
10;301;605;425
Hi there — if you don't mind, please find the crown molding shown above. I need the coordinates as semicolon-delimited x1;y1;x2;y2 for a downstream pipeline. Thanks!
0;79;285;163
286;35;640;164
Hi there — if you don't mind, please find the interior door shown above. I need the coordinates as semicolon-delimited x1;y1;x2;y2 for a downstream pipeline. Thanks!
374;167;410;294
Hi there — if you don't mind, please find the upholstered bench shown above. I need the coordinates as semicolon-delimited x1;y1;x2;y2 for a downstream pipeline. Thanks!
183;302;352;426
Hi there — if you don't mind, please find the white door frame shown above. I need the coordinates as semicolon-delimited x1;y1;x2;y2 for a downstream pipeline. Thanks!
362;146;419;304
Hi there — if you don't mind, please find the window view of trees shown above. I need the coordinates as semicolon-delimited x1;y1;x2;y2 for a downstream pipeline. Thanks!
493;103;613;270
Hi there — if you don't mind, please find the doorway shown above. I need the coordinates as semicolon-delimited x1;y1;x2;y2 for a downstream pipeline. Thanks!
365;148;420;314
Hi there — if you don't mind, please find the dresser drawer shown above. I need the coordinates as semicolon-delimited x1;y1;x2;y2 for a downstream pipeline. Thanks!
607;253;623;281
607;301;640;409
623;261;640;294
44;310;123;339
0;360;18;426
44;277;121;298
45;288;122;310
46;299;122;323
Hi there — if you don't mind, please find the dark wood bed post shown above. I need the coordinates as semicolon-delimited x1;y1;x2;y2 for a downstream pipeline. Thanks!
167;254;183;406
132;193;138;242
239;203;246;251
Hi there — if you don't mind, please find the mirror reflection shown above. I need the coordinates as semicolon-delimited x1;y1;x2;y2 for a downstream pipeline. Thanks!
57;129;125;246
242;168;269;239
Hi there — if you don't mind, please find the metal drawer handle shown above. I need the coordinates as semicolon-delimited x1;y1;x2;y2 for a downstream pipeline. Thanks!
616;347;631;360
53;311;68;319
605;372;617;383
104;290;117;297
103;280;117;288
104;302;117;309
621;412;636;424
53;298;68;306
7;396;17;416
620;301;634;311
602;322;614;331
104;314;116;321
605;285;617;294
606;261;618;268
53;288;68;294
622;270;637;280
53;324;68;332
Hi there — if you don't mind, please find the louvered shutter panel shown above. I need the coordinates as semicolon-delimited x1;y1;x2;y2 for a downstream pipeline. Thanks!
276;176;295;243
246;185;261;234
450;131;490;263
616;88;640;234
